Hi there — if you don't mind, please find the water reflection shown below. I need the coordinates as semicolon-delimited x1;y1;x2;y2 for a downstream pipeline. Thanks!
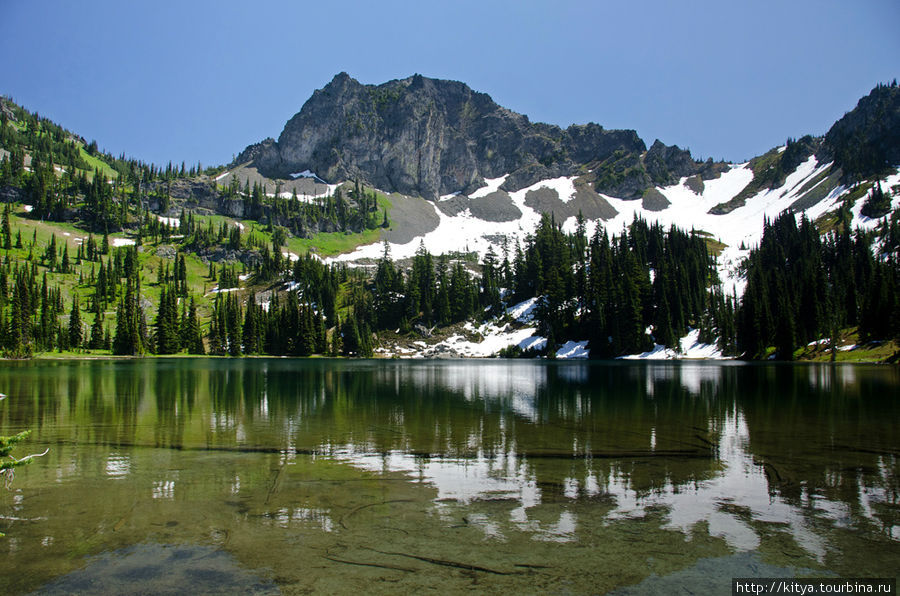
0;359;898;593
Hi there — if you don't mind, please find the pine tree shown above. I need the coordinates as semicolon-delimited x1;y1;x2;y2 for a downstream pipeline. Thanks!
113;275;145;356
89;302;105;350
153;284;179;354
242;294;260;354
480;247;502;317
1;203;10;250
60;244;70;274
184;298;205;354
225;293;242;356
435;256;451;326
67;294;82;350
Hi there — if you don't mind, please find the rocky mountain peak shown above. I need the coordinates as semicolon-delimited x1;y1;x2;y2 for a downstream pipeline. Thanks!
235;73;654;199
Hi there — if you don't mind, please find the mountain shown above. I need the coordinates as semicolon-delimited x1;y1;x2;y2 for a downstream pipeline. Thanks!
224;78;891;271
235;73;722;201
1;79;898;361
229;76;900;260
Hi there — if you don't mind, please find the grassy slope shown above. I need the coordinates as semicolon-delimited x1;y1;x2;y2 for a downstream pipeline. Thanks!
4;186;393;358
4;205;246;356
77;145;119;179
8;113;119;181
794;327;899;363
286;191;392;257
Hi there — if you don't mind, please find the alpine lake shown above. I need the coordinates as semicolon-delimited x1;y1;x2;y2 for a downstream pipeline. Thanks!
0;358;897;594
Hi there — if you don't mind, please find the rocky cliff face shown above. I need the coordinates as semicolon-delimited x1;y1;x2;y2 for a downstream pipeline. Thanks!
236;73;663;200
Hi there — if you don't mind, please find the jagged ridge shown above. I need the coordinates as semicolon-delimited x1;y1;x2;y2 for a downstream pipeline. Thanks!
235;73;718;200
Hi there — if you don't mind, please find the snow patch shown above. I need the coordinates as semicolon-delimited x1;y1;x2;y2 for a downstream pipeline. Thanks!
679;329;727;359
272;182;340;203
22;204;33;213
214;170;230;182
468;175;509;199
331;173;545;263
527;176;578;203
555;340;589;359
156;215;179;228
425;323;538;358
849;170;900;232
603;157;830;253
507;297;540;323
519;335;547;352
110;237;136;247
620;330;727;360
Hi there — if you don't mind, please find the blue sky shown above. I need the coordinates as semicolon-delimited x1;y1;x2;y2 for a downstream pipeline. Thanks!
2;0;897;168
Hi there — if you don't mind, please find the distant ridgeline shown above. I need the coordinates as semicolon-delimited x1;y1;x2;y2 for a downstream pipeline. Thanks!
233;72;727;201
0;79;898;361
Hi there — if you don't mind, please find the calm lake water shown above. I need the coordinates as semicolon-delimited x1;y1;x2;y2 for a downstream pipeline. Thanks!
0;359;897;594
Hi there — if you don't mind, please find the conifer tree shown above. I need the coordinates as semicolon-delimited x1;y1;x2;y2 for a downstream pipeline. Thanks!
89;302;105;350
153;284;179;354
113;274;145;356
60;244;70;274
242;294;260;354
225;293;242;356
67;294;82;350
184;298;205;355
1;203;10;250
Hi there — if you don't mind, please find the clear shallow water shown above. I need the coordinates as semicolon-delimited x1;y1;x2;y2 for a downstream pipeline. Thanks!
0;359;897;594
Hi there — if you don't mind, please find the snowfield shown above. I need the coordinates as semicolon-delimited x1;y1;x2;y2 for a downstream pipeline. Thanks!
331;160;900;298
322;160;900;359
528;176;578;203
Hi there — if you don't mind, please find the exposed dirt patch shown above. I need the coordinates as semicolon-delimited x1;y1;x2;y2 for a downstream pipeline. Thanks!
382;193;440;244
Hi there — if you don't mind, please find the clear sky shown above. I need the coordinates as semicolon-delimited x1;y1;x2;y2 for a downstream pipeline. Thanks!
2;0;897;169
